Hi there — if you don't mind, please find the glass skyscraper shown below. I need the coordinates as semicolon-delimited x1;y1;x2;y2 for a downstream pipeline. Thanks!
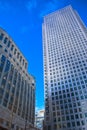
0;28;35;130
43;5;87;130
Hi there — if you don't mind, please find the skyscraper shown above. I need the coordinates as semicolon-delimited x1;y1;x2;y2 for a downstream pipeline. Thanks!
0;28;35;130
43;6;87;130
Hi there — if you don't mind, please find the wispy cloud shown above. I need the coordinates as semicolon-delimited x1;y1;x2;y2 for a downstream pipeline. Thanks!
20;24;35;33
26;0;37;11
39;2;57;17
20;26;29;33
35;106;44;112
39;0;65;17
35;98;44;112
0;1;11;12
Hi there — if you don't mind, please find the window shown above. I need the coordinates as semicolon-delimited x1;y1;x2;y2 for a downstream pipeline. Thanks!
11;45;14;51
72;122;75;127
17;52;20;58
3;99;8;107
0;118;4;124
9;53;12;58
71;115;74;120
67;122;71;127
6;121;10;127
85;113;87;117
0;33;4;40
81;120;85;126
25;63;27;69
20;56;22;62
4;37;8;44
14;49;17;54
5;49;8;53
7;41;11;47
0;45;2;48
75;114;79;119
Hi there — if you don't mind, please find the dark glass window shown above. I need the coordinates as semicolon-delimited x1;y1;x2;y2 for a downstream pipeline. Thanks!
72;122;75;126
11;45;14;51
5;49;8;53
0;45;2;48
0;55;6;78
7;41;11;47
4;37;8;44
0;33;4;40
67;122;71;127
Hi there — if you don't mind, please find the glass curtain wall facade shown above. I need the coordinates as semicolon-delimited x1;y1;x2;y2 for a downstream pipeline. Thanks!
0;28;35;130
43;6;87;130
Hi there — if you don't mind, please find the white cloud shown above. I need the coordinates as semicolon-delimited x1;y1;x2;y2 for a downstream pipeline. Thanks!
26;0;37;11
21;26;29;33
39;2;57;17
35;106;44;112
20;24;35;33
0;1;11;12
39;0;64;18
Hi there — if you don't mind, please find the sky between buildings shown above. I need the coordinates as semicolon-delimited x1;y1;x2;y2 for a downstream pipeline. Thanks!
0;0;87;111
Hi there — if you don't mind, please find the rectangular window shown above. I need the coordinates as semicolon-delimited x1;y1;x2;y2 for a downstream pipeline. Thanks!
11;45;14;51
4;37;8;44
7;41;11;47
0;33;4;40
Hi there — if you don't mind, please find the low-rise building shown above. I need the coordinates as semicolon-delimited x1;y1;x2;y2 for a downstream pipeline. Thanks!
35;110;44;130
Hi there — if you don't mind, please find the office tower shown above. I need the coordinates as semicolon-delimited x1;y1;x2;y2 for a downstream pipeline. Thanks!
0;28;35;130
43;5;87;130
35;110;44;130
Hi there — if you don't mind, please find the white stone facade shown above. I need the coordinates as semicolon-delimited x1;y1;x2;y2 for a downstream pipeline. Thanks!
0;28;35;130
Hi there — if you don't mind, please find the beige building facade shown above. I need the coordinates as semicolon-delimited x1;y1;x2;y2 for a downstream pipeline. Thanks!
0;28;35;130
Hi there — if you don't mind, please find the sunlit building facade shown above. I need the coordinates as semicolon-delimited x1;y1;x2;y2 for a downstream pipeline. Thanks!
43;6;87;130
0;28;35;130
35;110;44;130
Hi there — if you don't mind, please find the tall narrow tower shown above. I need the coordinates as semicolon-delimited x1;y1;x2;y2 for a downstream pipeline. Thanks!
43;6;87;130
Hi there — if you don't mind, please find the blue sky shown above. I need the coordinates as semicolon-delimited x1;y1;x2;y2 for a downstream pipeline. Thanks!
0;0;87;111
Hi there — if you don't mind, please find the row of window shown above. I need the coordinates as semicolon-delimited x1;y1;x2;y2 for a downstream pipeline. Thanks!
0;32;27;69
0;55;35;123
0;118;27;130
53;120;85;128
